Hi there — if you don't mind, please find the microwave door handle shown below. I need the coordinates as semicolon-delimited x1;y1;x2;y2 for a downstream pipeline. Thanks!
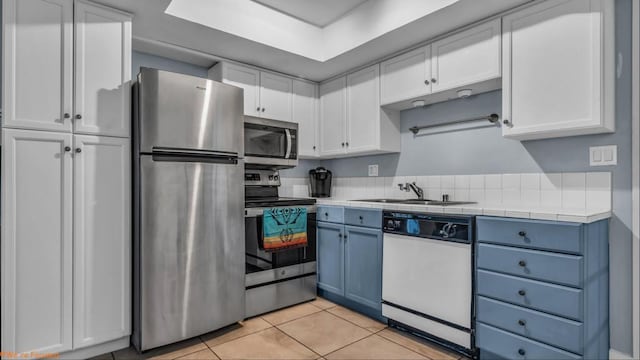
285;129;292;159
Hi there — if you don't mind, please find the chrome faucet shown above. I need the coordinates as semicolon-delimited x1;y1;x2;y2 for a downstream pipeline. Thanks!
398;182;425;200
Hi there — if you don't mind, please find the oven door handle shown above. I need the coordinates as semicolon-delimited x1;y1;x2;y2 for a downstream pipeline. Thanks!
285;129;292;159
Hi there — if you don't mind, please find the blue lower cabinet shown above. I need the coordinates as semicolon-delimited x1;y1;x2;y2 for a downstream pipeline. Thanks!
317;207;384;321
317;221;345;296
344;225;383;310
475;216;609;360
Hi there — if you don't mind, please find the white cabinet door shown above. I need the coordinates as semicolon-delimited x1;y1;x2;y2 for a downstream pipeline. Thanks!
74;1;132;137
431;19;501;93
1;129;73;354
319;77;347;157
73;135;131;349
2;0;73;132
502;0;614;140
380;46;431;105
220;63;261;117
347;64;380;153
260;72;293;121
293;79;318;157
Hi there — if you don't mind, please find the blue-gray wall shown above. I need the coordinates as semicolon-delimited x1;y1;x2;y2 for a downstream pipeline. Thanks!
132;3;634;351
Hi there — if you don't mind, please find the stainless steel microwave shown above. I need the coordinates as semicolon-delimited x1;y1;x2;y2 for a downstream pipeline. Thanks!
244;117;298;169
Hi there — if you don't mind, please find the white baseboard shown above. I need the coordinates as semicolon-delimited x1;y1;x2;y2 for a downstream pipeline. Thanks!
59;336;130;360
609;348;634;360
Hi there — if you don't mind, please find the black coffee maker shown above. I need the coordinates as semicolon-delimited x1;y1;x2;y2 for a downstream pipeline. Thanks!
309;167;332;198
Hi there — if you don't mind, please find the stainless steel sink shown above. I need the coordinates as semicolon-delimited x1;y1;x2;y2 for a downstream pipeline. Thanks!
418;200;477;206
352;199;477;206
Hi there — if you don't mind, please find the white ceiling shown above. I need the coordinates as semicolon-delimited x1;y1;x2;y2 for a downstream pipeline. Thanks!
93;0;532;81
252;0;369;27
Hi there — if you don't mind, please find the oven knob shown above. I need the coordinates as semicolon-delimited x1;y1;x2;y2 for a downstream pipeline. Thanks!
269;175;274;180
274;175;279;181
280;270;285;275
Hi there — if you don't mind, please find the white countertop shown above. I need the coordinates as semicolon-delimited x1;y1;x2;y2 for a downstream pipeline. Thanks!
314;199;612;224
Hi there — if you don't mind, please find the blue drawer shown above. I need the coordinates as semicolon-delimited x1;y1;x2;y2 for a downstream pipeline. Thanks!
477;244;583;287
477;217;583;254
477;323;580;360
344;207;382;228
477;270;583;321
317;206;344;224
477;297;583;354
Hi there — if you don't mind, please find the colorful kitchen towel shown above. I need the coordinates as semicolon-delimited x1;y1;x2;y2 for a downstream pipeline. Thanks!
262;207;308;252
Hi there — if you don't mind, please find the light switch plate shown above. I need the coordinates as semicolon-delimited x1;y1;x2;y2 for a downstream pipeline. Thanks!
590;145;617;166
368;164;379;177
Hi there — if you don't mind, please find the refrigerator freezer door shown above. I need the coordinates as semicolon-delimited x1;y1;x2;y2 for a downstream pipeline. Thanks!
138;155;244;350
137;68;244;156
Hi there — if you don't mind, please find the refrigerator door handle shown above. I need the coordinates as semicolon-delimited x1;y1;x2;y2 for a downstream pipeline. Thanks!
285;129;292;159
150;146;239;158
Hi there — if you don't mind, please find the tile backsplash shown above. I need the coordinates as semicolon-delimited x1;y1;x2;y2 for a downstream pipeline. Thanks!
280;172;612;211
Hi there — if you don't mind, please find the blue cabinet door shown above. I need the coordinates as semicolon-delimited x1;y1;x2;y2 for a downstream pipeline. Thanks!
317;221;345;296
344;225;383;310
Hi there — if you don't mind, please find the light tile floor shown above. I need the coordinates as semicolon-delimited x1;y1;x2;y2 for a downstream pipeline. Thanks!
95;298;466;360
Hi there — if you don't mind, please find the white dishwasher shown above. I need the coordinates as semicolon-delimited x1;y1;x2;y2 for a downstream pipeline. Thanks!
382;211;475;357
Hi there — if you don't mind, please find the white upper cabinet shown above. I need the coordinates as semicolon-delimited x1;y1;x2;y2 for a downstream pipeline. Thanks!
380;46;431;105
2;0;131;137
73;135;131;349
293;79;319;158
2;129;73;354
73;1;132;137
259;72;293;121
212;63;261;117
2;0;74;132
501;0;614;140
380;19;501;109
320;66;400;159
430;19;501;93
209;62;293;122
346;64;380;153
319;76;347;157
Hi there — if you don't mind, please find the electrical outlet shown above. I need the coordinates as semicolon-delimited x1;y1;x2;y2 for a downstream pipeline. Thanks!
368;164;379;177
590;145;617;166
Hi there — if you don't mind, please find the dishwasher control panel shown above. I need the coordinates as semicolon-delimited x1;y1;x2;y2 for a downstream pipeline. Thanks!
383;211;474;243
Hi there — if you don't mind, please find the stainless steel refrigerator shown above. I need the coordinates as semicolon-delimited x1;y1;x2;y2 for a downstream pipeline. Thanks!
132;68;245;351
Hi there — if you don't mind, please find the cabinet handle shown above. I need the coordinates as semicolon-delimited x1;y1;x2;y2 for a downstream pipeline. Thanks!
75;114;82;120
424;79;430;85
75;148;82;153
261;108;265;112
518;289;526;296
518;349;526;356
346;142;349;147
338;233;343;239
518;260;526;267
256;107;260;111
503;119;511;127
431;78;437;83
341;142;345;147
518;231;527;237
359;215;363;221
518;319;526;326
325;212;329;217
63;113;70;119
64;146;71;152
313;146;316;150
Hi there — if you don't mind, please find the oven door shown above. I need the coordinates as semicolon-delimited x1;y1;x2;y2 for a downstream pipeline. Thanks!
245;207;316;285
244;117;298;168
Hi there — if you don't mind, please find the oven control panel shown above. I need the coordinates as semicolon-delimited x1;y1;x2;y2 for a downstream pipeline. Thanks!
244;170;281;186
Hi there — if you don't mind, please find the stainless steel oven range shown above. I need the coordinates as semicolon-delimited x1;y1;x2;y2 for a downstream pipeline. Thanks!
244;169;317;317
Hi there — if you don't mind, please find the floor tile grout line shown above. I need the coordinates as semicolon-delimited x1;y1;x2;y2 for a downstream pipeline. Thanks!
270;325;323;359
199;324;277;358
378;330;457;360
320;331;378;359
323;306;387;334
262;307;324;327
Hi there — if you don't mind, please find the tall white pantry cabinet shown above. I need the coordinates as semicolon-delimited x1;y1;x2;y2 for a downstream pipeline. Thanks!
1;0;132;357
